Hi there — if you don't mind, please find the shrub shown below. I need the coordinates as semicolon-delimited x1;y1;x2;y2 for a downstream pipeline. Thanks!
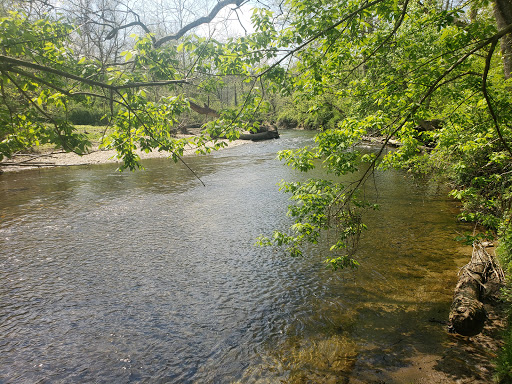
68;106;107;126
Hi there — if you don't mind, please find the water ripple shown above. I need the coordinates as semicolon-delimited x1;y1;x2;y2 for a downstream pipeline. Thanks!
0;131;470;383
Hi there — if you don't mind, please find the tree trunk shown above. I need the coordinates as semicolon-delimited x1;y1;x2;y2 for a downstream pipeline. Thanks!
448;242;504;336
494;0;512;79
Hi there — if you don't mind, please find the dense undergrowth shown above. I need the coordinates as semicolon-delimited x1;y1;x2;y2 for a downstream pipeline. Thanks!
497;226;512;383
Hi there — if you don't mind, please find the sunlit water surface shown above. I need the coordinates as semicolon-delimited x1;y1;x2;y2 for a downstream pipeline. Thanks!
0;131;470;383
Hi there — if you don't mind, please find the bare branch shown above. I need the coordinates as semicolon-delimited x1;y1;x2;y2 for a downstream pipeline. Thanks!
105;21;156;44
234;8;248;35
154;0;245;47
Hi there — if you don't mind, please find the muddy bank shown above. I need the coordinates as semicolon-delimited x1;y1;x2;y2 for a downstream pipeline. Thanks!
387;302;505;383
388;249;506;384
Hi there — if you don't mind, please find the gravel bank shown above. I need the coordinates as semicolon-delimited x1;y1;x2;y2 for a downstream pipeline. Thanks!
0;138;248;173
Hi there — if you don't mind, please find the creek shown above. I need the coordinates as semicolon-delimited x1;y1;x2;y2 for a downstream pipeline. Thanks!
0;130;472;383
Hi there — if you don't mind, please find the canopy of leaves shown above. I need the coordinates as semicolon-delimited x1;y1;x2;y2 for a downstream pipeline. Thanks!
1;0;512;270
254;0;512;270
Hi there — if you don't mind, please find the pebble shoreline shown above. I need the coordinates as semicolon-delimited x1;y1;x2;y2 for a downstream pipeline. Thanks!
0;138;247;173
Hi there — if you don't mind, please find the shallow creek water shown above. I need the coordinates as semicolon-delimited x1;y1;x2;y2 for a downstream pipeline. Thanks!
1;131;475;383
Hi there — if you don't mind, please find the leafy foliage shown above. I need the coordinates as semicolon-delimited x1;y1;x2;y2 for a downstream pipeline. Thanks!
2;0;512;376
0;12;91;160
250;0;512;271
1;0;512;270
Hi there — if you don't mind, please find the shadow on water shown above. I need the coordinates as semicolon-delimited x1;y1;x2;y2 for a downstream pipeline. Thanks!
0;131;492;383
236;161;482;383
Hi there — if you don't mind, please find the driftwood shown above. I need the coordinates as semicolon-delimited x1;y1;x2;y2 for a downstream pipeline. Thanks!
188;101;219;117
449;242;505;336
238;130;279;141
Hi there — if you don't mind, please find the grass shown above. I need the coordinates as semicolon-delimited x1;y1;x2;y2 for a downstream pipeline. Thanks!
74;124;111;143
31;124;110;154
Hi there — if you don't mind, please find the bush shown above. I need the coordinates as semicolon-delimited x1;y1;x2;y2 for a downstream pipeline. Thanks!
68;106;107;126
277;109;299;129
277;115;299;129
496;224;512;383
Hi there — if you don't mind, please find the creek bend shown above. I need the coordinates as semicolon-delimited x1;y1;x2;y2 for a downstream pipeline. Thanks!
1;131;473;383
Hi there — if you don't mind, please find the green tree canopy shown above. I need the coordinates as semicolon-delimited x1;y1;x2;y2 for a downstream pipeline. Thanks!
1;0;512;265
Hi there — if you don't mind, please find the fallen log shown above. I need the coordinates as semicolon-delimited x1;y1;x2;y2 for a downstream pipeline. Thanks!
449;242;504;336
188;101;219;117
238;130;279;141
212;130;280;141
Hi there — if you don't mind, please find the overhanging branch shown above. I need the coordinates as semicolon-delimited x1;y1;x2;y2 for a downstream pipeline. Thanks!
332;21;512;212
342;0;410;81
0;54;192;90
256;0;386;79
482;38;512;157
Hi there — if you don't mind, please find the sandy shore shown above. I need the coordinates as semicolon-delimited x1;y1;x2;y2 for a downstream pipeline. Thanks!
0;137;248;173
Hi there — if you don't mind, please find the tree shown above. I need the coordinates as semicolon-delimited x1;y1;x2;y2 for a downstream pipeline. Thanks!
254;0;512;269
0;0;255;170
1;0;512;262
2;0;512;374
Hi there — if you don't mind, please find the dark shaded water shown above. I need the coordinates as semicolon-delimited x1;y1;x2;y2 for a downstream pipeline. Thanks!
0;131;470;383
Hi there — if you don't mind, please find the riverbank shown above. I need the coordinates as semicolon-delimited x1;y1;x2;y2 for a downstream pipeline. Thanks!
388;284;507;383
0;136;248;173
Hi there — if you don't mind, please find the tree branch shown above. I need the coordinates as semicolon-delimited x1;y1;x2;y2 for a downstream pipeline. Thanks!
342;0;410;82
154;0;245;47
105;21;156;44
1;70;79;154
333;21;512;213
0;54;192;90
256;0;386;79
482;38;512;157
115;90;206;186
